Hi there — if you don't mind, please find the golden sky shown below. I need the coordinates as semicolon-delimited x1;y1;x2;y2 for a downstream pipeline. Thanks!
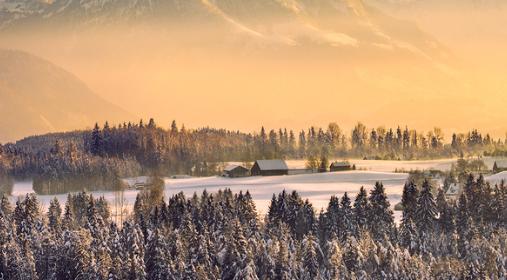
1;2;506;138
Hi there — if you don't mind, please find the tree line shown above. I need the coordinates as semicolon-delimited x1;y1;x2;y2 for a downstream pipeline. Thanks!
0;119;506;194
0;175;505;279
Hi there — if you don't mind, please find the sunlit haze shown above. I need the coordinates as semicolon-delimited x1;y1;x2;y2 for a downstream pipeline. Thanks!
0;0;506;141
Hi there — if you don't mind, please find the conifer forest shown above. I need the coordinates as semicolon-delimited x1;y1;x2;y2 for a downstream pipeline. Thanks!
0;174;506;279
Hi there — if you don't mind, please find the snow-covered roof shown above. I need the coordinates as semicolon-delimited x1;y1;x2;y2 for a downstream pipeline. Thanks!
330;161;351;167
446;183;460;196
122;176;152;187
486;171;507;185
224;165;248;172
254;159;289;171
494;160;507;168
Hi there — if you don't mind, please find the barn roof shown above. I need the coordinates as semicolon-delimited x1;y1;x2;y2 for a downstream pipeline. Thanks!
330;161;351;167
122;176;153;188
224;165;248;172
446;183;460;196
494;160;507;168
254;159;289;171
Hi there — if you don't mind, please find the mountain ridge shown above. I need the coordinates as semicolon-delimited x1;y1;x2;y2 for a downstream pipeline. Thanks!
0;49;133;143
0;0;448;60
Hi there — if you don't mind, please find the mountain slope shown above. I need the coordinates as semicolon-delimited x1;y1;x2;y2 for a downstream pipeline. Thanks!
1;1;497;136
0;0;448;59
0;49;132;142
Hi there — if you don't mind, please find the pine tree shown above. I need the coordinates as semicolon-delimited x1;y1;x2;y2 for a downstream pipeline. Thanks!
59;230;94;280
145;228;172;280
108;222;126;280
339;193;356;239
325;238;343;279
36;231;59;279
274;240;291;280
325;195;340;239
62;202;76;231
301;234;321;280
353;187;369;234
367;182;394;241
122;221;146;280
221;236;240;280
0;195;12;218
462;261;482;280
398;215;418;254
436;188;455;234
457;192;472;258
236;191;259;237
91;123;103;156
415;180;437;248
342;236;360;275
401;181;418;222
47;198;62;233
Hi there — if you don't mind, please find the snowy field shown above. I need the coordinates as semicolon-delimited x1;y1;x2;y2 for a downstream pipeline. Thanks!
163;171;409;216
286;157;503;172
9;157;507;222
11;171;408;220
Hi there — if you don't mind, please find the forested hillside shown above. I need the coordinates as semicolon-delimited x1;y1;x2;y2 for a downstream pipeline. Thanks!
0;175;505;279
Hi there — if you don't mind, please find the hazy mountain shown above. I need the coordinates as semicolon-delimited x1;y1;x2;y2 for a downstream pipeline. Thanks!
0;49;132;143
2;1;502;137
365;0;507;9
0;0;448;60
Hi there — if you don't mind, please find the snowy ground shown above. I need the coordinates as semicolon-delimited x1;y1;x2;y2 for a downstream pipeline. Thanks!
9;157;507;222
163;171;408;216
286;157;503;172
12;171;408;221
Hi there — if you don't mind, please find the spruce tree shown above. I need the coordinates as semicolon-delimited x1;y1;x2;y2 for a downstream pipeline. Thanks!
122;221;146;280
301;234;321;280
367;182;394;241
353;186;368;234
274;240;291;280
145;229;172;280
325;195;340;240
436;188;455;234
457;192;472;258
414;180;437;256
326;238;343;279
401;181;418;222
339;193;356;240
0;195;12;218
91;123;103;156
398;215;418;254
47;198;62;233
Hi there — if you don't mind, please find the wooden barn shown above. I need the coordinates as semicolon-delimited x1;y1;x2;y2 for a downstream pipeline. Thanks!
493;160;507;173
122;176;154;190
251;159;289;176
223;165;250;178
329;161;352;172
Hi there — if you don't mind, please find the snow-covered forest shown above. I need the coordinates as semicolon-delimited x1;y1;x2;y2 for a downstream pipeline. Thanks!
0;175;505;279
1;119;506;194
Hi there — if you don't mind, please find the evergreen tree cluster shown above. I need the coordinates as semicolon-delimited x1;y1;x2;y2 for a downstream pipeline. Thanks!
0;176;506;279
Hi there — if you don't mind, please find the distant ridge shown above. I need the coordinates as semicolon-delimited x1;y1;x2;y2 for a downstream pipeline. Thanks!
0;49;132;142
